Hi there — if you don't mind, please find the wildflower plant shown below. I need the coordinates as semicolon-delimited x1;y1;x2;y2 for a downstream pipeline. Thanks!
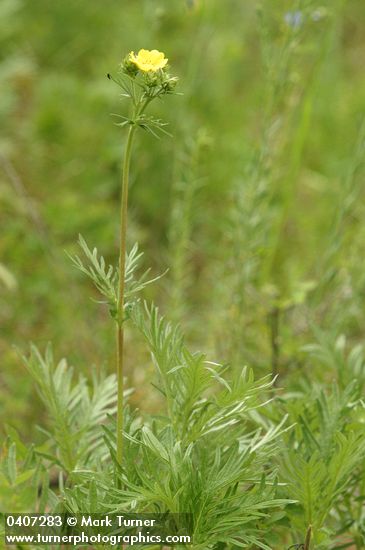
64;52;291;548
75;49;179;467
107;49;178;466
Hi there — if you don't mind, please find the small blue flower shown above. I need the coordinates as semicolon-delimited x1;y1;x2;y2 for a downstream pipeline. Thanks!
284;11;304;29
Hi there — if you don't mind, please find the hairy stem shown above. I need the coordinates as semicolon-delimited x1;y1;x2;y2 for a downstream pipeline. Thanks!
117;123;136;466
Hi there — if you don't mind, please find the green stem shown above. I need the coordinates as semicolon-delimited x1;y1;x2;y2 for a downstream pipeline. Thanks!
116;122;136;466
116;95;153;467
269;305;280;384
304;525;312;550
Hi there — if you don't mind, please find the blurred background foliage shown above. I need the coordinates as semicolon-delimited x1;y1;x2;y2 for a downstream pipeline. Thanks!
1;0;365;438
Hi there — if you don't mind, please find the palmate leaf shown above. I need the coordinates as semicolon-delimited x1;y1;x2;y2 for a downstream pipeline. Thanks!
282;451;326;526
59;287;292;549
88;422;291;549
281;381;365;545
0;437;45;513
285;381;359;462
136;114;172;139
113;113;173;139
67;235;118;314
68;236;166;320
323;431;365;506
23;344;129;473
303;329;365;391
130;301;279;445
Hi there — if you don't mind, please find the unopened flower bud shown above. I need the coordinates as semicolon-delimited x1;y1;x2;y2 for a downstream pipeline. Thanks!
121;54;139;77
162;75;179;92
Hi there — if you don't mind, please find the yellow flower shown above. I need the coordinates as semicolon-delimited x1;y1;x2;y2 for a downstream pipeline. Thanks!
129;49;168;73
